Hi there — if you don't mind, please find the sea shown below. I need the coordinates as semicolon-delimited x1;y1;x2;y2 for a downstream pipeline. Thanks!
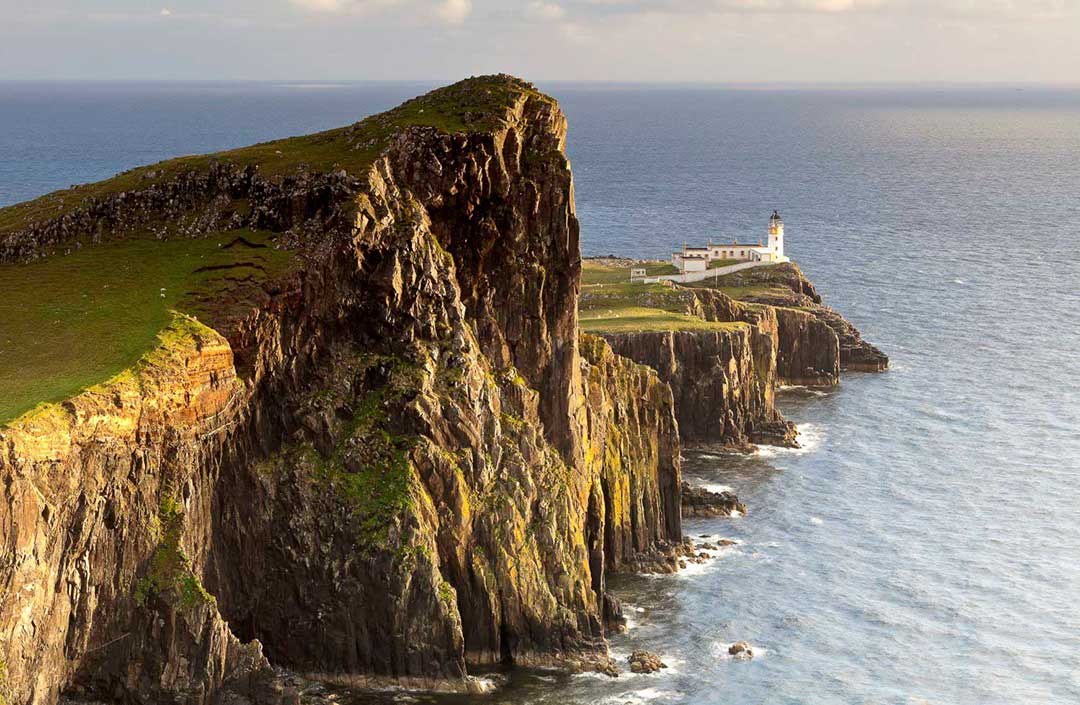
2;81;1078;705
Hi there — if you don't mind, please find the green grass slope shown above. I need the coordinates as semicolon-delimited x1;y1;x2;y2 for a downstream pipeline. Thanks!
579;261;747;334
0;230;292;426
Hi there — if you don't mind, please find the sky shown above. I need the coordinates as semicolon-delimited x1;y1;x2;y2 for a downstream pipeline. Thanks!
1;1;1078;83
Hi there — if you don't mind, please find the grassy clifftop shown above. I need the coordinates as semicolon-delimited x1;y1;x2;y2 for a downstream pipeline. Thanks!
0;75;553;427
0;74;551;239
0;230;292;426
580;260;749;333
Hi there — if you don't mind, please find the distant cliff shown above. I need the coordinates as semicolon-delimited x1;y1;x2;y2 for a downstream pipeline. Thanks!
581;260;886;450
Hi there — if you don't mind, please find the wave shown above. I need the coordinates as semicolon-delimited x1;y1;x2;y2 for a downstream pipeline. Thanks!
702;483;735;494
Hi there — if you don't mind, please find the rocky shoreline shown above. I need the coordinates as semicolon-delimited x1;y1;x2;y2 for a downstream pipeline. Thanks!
0;76;885;705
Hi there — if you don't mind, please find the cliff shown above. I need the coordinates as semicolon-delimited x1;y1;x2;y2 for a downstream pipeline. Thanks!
696;263;889;374
580;259;886;450
0;76;682;705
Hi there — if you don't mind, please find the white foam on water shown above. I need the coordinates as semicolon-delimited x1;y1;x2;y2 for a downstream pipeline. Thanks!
463;676;498;693
953;278;966;284
702;483;735;494
692;450;743;461
779;385;829;397
809;516;824;525
597;688;679;705
755;422;824;457
675;555;724;578
729;509;743;518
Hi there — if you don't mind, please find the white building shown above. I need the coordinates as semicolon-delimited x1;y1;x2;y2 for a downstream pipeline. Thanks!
672;210;789;272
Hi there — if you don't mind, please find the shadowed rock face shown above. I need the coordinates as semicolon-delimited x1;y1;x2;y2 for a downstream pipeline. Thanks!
0;77;681;705
601;327;797;449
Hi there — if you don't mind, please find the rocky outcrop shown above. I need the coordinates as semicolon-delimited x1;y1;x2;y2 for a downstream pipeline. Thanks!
708;263;888;373
0;76;687;705
627;650;666;674
0;163;356;266
680;482;746;518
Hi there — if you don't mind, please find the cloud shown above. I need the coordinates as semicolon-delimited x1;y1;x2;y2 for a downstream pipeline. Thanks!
568;0;1070;18
290;0;347;10
528;1;568;20
289;0;469;23
436;0;473;24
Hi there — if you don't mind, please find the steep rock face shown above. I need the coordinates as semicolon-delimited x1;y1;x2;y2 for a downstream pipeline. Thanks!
601;325;796;449
0;317;277;705
772;308;841;386
579;335;681;572
0;77;683;705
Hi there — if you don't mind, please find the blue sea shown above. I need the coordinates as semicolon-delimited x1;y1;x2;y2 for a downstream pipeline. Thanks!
3;81;1079;705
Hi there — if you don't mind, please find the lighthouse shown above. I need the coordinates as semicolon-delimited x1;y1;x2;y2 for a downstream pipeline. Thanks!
768;210;784;259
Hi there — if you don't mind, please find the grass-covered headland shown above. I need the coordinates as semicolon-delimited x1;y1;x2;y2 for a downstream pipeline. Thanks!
0;75;551;239
0;75;547;428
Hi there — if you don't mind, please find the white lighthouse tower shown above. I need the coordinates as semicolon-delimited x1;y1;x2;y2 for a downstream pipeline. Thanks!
768;209;785;260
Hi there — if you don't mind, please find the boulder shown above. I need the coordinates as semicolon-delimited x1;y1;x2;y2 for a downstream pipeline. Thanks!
728;641;754;660
627;650;667;674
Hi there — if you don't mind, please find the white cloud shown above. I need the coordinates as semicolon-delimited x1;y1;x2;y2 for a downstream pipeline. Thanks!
288;0;468;22
290;0;346;10
529;1;568;20
436;0;473;24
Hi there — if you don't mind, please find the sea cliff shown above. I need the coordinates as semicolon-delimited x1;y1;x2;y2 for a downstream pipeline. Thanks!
0;76;884;705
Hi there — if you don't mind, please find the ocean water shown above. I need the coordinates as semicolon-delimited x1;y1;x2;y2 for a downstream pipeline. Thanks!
3;82;1079;704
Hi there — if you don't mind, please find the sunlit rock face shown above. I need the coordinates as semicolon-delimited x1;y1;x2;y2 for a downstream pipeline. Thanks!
0;76;682;705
